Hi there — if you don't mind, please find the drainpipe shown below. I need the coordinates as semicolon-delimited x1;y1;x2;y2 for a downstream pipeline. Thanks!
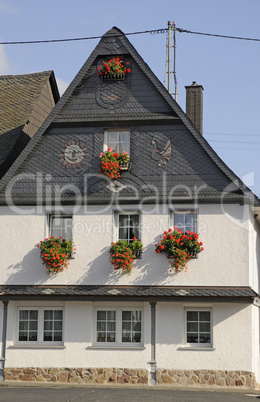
149;301;157;385
0;301;9;381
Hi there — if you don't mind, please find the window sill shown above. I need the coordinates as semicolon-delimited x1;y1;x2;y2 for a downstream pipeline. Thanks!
88;345;145;350
9;345;65;349
178;346;215;351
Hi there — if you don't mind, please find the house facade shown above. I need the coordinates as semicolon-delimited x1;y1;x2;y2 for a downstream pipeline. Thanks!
0;27;259;388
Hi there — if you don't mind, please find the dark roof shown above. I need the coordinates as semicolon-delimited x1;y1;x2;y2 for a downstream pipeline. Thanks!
0;285;257;301
0;70;59;135
0;27;258;205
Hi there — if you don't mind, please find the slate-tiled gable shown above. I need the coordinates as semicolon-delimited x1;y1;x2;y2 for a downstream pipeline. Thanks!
0;70;59;179
0;27;257;205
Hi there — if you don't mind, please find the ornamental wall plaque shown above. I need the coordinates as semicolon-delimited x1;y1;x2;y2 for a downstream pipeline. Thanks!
60;140;88;169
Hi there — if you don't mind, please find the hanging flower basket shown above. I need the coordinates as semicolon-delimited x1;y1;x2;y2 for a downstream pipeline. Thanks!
155;228;204;273
97;58;131;80
109;238;143;273
99;148;130;179
37;236;76;274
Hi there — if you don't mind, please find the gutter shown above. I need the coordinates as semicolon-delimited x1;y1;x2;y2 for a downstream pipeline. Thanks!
0;301;8;381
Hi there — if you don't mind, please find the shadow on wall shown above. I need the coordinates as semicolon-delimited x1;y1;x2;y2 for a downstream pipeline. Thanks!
76;235;174;286
5;246;51;285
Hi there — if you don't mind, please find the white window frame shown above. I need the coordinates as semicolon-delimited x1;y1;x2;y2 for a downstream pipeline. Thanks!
113;211;141;243
103;129;130;155
16;307;64;346
170;209;197;233
184;307;212;348
94;307;143;347
48;212;73;240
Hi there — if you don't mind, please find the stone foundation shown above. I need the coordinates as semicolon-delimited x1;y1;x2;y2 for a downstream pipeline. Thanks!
3;367;256;388
4;367;149;385
156;369;255;388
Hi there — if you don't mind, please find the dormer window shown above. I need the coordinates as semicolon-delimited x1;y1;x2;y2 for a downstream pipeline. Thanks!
104;130;130;155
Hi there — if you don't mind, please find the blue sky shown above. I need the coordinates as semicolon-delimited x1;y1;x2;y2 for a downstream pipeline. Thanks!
0;0;260;195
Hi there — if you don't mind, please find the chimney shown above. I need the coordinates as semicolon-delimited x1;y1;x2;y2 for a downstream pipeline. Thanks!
185;81;204;135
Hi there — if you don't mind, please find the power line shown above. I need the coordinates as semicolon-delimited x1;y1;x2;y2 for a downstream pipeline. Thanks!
205;132;260;137
1;26;260;45
177;28;260;42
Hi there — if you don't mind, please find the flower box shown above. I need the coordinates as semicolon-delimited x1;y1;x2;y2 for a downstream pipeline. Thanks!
119;161;129;170
100;73;125;81
132;249;142;259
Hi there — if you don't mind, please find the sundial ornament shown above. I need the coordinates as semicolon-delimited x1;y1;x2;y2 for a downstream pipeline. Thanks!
60;140;88;169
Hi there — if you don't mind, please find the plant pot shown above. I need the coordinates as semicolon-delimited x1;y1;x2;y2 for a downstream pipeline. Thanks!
132;249;142;259
188;250;201;259
119;161;129;170
100;73;125;81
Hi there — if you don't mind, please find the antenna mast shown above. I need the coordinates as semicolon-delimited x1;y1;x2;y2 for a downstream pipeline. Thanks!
166;21;178;101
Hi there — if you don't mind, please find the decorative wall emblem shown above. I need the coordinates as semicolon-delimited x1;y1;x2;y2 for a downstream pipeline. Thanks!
60;140;87;169
151;138;171;167
106;181;126;193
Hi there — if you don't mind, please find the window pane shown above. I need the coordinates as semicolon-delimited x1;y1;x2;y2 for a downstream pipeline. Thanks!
19;333;28;342
44;332;53;341
119;132;129;142
174;214;184;231
119;215;129;226
133;322;141;332
119;227;128;240
44;311;53;320
200;333;211;343
97;311;106;320
54;311;63;320
54;321;62;331
107;332;116;342
122;332;131;342
185;214;195;232
122;322;131;331
187;311;198;321
199;322;211;332
132;332;141;343
19;310;28;320
122;311;131;320
29;332;37;341
29;321;38;331
19;321;28;331
54;332;62;342
107;322;116;332
108;132;118;143
199;311;210;321
97;332;106;342
187;333;198;343
29;311;38;320
107;311;116;320
187;322;198;332
97;322;106;332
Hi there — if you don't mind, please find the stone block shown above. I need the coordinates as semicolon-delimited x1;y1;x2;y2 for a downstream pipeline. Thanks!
57;372;68;383
49;368;59;375
69;377;82;383
137;376;148;384
10;369;23;376
95;376;105;384
36;375;45;382
235;380;243;386
19;374;36;382
162;374;175;384
5;373;18;381
24;368;36;374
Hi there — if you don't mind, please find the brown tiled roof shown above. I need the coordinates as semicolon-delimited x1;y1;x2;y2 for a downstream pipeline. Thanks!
0;70;58;135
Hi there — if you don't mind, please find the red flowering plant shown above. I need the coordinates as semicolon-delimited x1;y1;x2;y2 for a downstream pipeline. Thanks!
109;238;143;273
155;228;204;273
97;57;131;78
99;148;130;179
37;236;76;274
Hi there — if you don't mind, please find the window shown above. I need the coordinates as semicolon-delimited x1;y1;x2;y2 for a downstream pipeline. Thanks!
95;308;142;346
18;308;63;345
49;214;73;239
104;130;130;155
117;213;140;243
185;309;212;347
172;210;196;232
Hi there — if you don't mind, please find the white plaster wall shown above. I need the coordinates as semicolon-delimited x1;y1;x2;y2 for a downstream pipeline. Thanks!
156;302;254;372
4;301;256;374
0;203;253;286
